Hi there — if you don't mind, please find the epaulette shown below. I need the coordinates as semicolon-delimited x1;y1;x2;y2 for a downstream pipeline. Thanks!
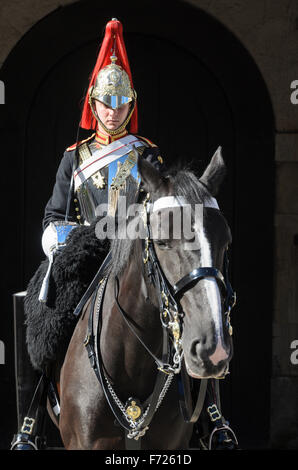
136;135;157;148
66;133;96;152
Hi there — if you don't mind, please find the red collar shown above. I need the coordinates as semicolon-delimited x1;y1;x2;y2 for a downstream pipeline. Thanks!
95;128;128;145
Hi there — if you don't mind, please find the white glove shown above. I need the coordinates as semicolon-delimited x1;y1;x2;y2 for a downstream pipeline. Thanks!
41;221;78;257
41;222;58;257
39;221;78;302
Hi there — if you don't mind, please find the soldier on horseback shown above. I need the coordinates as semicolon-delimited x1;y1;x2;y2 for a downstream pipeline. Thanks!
11;18;238;450
11;17;164;451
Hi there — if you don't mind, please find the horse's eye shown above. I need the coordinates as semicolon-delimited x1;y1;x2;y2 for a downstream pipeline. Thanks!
154;240;170;249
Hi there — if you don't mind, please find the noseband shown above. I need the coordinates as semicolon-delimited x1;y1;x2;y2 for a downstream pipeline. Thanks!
172;259;236;336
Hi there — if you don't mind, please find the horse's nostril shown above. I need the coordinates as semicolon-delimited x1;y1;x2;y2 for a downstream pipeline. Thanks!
191;336;207;356
190;341;198;356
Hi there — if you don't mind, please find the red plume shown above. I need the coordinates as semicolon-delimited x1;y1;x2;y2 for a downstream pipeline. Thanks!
80;19;138;133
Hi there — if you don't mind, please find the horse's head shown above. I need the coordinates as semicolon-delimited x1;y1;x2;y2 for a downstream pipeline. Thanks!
138;148;234;379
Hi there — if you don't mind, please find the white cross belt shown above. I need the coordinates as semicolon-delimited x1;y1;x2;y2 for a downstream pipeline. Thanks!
74;135;145;191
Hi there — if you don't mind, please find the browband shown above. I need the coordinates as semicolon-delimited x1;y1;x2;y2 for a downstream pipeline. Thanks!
149;196;219;213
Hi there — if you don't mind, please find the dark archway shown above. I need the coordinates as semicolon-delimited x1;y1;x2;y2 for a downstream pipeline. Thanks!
0;0;274;449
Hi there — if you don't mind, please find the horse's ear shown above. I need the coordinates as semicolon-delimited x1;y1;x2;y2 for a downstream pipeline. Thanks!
199;146;226;196
137;153;164;194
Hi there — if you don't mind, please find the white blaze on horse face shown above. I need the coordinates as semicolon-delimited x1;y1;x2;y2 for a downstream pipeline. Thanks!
194;219;228;365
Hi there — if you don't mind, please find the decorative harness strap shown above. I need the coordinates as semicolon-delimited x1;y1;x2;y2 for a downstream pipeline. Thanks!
73;251;112;317
84;275;173;447
83;190;237;450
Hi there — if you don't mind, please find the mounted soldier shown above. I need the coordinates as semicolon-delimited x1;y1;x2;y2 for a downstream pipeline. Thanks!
11;18;238;450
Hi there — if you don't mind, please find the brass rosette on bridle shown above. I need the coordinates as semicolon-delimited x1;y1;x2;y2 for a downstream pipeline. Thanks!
89;56;137;135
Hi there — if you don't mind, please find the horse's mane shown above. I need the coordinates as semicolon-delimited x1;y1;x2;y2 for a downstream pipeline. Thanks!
108;167;210;278
171;167;210;207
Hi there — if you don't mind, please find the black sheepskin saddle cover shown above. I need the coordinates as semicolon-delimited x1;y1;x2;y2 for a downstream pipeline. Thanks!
25;221;109;371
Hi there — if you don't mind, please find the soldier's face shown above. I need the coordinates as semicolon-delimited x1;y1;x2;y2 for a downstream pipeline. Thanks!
95;100;130;131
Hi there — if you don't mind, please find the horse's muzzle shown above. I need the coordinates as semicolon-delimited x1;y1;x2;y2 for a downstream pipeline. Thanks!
185;338;232;379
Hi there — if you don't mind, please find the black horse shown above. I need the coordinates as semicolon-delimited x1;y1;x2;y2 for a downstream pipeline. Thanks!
50;147;235;450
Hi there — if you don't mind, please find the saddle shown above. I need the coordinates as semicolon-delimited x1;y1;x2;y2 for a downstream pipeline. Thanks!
24;220;109;371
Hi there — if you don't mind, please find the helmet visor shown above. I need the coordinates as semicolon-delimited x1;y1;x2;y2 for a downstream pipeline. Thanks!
97;94;132;110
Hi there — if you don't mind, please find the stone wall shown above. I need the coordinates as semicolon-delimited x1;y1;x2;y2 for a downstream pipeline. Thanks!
0;0;74;68
187;0;298;448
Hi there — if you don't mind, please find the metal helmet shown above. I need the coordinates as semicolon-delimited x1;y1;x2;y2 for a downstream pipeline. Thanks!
81;19;138;134
90;54;136;110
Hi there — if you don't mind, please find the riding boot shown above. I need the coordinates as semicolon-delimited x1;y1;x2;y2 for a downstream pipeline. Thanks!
10;293;47;450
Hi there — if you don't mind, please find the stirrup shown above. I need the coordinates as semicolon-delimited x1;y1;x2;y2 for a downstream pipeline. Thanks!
10;432;46;450
10;373;49;450
208;423;239;450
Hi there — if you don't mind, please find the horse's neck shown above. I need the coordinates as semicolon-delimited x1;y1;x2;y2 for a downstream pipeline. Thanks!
113;247;160;340
99;244;161;397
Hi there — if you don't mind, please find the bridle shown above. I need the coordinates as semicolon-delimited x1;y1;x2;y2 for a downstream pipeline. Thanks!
84;190;236;444
138;192;236;374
